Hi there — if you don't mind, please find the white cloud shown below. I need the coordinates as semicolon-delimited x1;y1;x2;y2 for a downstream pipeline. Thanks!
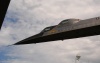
0;0;100;63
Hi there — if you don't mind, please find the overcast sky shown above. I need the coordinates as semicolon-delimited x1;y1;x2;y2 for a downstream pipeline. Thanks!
0;0;100;63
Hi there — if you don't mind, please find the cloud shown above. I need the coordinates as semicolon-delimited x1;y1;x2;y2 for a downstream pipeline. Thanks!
0;0;100;63
2;38;100;63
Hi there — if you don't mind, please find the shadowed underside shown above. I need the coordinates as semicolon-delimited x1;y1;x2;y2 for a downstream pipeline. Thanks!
0;0;11;30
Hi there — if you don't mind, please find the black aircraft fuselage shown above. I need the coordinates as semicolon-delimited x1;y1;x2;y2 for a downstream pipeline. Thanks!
14;17;100;45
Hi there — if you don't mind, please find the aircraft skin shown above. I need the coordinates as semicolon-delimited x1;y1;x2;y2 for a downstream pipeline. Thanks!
0;0;11;30
14;16;100;45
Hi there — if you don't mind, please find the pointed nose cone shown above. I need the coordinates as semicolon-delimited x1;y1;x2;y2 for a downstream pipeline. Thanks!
13;40;34;45
13;42;24;45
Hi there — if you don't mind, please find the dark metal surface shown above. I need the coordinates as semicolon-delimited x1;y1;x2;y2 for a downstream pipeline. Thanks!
0;0;11;30
14;17;100;45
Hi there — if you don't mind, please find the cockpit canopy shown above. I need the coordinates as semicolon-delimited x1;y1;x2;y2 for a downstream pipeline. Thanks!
40;18;80;33
59;18;80;25
41;26;56;33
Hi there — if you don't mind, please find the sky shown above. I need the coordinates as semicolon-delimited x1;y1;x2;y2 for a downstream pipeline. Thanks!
0;0;100;63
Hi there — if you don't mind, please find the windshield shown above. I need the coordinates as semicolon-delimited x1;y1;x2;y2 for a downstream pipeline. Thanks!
44;28;51;31
41;26;55;33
